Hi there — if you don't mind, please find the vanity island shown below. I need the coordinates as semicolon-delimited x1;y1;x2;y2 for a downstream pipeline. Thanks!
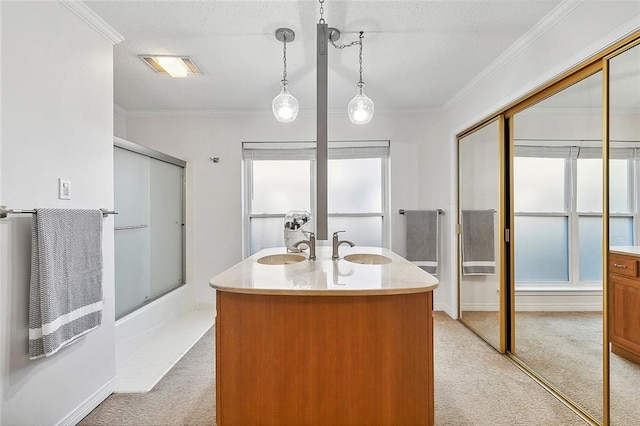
210;246;439;426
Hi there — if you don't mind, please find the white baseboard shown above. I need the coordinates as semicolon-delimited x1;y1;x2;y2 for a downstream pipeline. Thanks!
462;290;603;311
514;302;602;311
57;378;115;426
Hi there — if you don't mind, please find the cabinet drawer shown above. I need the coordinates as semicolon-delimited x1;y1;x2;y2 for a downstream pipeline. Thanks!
610;254;638;278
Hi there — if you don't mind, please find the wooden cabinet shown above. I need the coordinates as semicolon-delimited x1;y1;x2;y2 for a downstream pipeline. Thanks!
216;290;435;426
609;252;640;365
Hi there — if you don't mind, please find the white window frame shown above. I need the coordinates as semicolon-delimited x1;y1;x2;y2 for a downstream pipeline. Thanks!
242;140;391;258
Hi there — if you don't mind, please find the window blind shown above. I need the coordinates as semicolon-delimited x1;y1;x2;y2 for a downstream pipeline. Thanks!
514;145;640;159
243;141;390;161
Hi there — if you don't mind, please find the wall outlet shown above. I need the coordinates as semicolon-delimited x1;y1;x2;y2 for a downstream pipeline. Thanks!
58;178;71;200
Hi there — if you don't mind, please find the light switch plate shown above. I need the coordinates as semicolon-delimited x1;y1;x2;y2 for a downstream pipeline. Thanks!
58;178;71;200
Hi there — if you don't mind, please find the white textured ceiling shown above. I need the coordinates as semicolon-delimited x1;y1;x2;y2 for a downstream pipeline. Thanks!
86;0;564;112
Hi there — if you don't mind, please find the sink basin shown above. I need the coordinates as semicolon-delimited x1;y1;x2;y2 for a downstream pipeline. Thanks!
343;254;392;265
257;253;306;265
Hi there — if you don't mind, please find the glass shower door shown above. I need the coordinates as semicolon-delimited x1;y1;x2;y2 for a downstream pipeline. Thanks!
114;143;185;320
114;147;152;319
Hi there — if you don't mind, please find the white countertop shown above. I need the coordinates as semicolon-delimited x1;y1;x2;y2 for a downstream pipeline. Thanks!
610;246;640;257
209;246;439;296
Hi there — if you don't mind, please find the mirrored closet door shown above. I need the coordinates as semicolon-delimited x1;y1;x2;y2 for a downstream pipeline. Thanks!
607;40;640;426
510;71;604;422
458;119;505;351
456;29;640;425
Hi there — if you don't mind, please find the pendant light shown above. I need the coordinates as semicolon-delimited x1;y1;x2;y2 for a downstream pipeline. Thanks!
347;32;374;124
272;28;299;123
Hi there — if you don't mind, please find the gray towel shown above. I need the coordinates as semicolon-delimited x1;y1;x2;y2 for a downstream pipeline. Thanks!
405;210;439;275
29;209;104;359
461;210;496;275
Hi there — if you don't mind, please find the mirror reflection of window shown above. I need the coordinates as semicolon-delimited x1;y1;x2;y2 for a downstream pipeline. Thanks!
514;156;568;282
514;157;565;212
512;71;603;422
577;158;603;282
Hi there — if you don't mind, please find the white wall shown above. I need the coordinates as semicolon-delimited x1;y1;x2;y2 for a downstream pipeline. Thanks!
124;109;453;311
114;106;128;140
0;2;116;425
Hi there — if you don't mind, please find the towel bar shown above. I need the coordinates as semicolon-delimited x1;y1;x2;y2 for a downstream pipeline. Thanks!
0;205;118;219
399;209;445;215
115;224;148;231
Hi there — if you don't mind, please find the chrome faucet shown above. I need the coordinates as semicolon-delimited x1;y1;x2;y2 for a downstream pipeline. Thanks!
332;231;355;260
294;231;316;261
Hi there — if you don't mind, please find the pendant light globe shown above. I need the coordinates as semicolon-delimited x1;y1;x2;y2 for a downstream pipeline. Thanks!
348;82;374;124
272;80;299;122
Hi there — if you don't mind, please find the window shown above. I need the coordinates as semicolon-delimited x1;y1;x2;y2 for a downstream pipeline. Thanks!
514;146;637;286
243;141;390;256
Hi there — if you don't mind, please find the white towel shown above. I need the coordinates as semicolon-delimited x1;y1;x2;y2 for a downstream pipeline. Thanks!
29;209;104;359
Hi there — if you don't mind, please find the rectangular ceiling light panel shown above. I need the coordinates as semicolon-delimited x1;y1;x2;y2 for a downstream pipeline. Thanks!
140;56;200;78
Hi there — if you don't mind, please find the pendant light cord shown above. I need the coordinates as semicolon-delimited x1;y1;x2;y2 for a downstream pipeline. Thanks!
329;31;366;86
319;0;366;86
282;36;288;83
318;0;325;24
358;31;364;85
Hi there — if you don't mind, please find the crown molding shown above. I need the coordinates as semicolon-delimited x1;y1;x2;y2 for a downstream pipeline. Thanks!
119;107;444;119
374;107;445;116
123;109;285;119
443;0;582;110
59;0;124;45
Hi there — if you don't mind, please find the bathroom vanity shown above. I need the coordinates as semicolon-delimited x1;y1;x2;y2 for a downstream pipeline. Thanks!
210;246;439;426
609;247;640;365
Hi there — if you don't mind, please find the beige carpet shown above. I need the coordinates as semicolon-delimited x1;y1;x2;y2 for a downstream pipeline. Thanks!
80;312;586;425
515;312;603;421
433;312;585;425
461;310;640;425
